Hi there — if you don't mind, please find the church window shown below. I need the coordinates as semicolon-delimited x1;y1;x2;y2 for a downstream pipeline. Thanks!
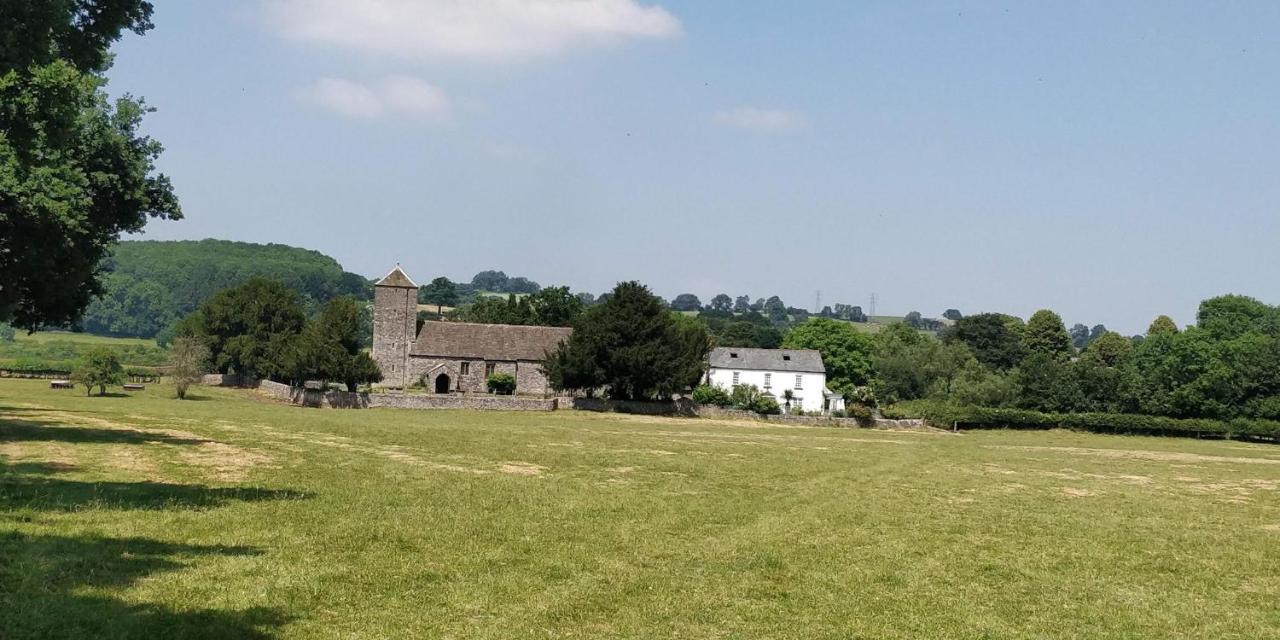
461;362;470;375
485;362;496;376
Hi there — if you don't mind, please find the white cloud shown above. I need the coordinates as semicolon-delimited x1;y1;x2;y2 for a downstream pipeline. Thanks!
262;0;681;62
299;75;450;120
712;107;805;133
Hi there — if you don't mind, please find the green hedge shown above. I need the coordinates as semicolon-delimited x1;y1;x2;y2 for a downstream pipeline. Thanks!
909;404;1280;441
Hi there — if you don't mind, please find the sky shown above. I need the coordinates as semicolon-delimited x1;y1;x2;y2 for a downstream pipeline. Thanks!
107;1;1280;334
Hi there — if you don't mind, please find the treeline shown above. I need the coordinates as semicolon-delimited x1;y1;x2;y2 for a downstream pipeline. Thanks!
81;240;370;339
871;295;1280;424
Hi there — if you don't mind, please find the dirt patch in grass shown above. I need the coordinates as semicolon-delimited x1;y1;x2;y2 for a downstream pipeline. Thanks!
1062;487;1096;498
1262;524;1280;532
499;462;546;476
0;441;78;470
178;442;276;482
106;447;162;479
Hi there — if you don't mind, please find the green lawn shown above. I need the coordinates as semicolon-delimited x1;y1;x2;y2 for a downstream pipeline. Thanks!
1;379;1278;639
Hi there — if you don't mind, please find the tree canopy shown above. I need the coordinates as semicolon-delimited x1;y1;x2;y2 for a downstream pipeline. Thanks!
544;282;710;400
944;313;1027;371
1;3;181;331
781;317;874;396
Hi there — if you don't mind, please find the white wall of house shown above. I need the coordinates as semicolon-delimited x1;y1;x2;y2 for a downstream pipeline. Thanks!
707;368;830;413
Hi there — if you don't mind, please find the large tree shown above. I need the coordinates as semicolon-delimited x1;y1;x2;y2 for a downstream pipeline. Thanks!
294;296;382;391
184;279;308;380
418;277;459;314
781;317;874;396
1022;309;1072;360
670;293;703;312
0;1;180;331
943;313;1027;371
544;281;711;400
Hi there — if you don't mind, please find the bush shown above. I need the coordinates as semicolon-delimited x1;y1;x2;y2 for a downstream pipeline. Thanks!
487;372;516;395
753;396;781;415
729;384;762;411
846;404;874;423
691;384;731;407
829;409;847;418
0;324;14;342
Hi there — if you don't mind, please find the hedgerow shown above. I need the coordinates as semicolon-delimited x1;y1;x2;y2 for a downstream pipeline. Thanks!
906;404;1280;441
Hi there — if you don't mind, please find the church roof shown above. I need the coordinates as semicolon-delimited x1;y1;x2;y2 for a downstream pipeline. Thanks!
412;322;572;362
708;347;825;373
376;265;418;288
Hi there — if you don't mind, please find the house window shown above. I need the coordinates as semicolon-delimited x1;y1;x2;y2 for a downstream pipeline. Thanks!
460;362;470;375
763;373;772;389
732;371;740;385
795;374;803;390
485;362;496;376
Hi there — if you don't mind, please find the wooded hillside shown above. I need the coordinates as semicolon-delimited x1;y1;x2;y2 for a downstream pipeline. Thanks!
81;240;370;338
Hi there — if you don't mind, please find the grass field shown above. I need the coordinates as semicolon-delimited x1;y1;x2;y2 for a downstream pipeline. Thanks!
2;379;1278;639
0;331;167;369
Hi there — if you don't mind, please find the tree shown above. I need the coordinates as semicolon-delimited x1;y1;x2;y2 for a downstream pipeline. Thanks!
506;276;541;294
470;270;508;292
1069;323;1091;350
295;297;383;391
733;295;751;314
943;309;963;321
709;294;733;313
459;294;533;325
543;282;711;400
717;321;783;349
904;311;924;329
0;323;13;342
419;277;458;314
1082;331;1134;368
943;313;1027;371
72;347;124;396
168;336;209;399
1023;310;1072;359
670;293;703;312
575;292;596;306
870;323;974;404
528;286;584;327
1;2;181;331
1196;294;1279;339
782;317;874;396
1147;315;1179;336
191;278;307;380
763;296;787;322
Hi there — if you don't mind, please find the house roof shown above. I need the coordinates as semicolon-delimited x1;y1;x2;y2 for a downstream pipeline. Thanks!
708;347;825;373
376;265;418;288
412;322;572;361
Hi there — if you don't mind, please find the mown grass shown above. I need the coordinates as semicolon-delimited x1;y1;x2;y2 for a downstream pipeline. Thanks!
1;379;1278;639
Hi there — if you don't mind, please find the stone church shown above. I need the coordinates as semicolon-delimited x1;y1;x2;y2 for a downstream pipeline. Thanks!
372;266;571;394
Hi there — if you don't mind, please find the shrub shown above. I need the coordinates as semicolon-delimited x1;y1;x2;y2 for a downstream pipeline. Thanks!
846;404;874;424
729;384;762;411
753;396;781;415
0;323;13;342
487;372;516;395
691;384;731;407
829;409;847;418
169;336;210;399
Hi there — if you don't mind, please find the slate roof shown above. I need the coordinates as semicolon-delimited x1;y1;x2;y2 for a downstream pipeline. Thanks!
708;347;825;373
376;265;418;288
412;322;572;361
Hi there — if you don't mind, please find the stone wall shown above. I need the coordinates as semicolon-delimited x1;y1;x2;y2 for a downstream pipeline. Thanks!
369;393;557;411
200;373;256;387
570;397;699;416
372;284;416;388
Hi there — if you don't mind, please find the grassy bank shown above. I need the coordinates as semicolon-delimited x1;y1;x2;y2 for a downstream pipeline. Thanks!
1;379;1278;638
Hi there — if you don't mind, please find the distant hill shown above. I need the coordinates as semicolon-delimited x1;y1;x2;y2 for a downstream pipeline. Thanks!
81;239;370;338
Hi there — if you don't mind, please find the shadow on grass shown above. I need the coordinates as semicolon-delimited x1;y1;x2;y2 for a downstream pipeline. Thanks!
0;531;292;639
0;416;210;445
0;475;309;511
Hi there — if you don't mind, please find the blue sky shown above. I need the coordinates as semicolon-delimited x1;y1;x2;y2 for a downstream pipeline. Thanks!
109;1;1280;333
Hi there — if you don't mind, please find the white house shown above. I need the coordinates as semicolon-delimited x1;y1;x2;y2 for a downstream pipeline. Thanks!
706;347;845;414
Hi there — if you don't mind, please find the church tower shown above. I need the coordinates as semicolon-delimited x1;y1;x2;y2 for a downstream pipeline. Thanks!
372;264;418;388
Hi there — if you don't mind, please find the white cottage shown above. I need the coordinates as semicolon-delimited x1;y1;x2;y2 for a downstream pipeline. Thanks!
706;347;846;414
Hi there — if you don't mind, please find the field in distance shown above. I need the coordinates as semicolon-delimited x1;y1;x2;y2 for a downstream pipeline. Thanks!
1;379;1278;639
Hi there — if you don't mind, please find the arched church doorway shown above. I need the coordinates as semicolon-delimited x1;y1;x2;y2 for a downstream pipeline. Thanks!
434;374;451;394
